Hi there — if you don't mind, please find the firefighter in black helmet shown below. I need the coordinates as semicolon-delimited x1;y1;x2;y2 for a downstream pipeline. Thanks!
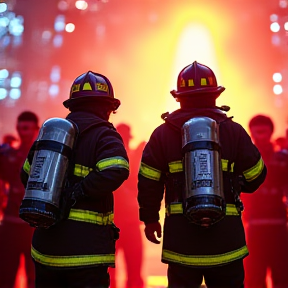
137;61;267;288
21;71;129;288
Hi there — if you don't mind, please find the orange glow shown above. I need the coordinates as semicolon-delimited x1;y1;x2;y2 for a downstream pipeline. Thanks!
109;2;287;148
1;2;287;151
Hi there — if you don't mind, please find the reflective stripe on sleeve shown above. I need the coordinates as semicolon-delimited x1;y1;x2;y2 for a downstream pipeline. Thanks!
23;159;31;174
68;209;114;225
243;157;264;182
31;246;115;268
162;245;248;266
169;161;183;173
96;157;129;171
73;157;129;178
221;160;234;172
74;164;92;177
139;162;162;181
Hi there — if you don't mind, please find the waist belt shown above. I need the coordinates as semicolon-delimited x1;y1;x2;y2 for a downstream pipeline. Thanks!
68;209;114;225
166;203;240;216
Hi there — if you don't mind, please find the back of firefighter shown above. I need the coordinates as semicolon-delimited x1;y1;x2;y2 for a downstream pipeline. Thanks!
242;114;288;288
137;61;267;288
20;71;129;288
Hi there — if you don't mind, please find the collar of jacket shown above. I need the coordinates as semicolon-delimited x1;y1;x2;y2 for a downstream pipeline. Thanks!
161;107;231;131
66;111;114;135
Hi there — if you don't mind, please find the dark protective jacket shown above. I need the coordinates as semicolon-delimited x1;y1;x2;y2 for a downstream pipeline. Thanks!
21;111;129;269
138;108;267;267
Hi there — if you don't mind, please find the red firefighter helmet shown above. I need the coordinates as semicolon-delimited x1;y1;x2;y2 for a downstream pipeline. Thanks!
170;61;225;99
63;71;120;111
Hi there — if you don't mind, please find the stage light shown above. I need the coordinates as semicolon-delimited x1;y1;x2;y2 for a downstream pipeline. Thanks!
54;15;65;32
10;72;22;88
58;0;69;11
279;0;288;9
273;72;282;83
75;0;88;10
53;34;63;47
48;84;59;97
9;88;21;99
0;69;9;79
50;66;61;83
0;3;7;13
273;84;283;95
270;22;281;32
65;23;75;33
270;14;278;22
284;21;288;30
0;88;7;100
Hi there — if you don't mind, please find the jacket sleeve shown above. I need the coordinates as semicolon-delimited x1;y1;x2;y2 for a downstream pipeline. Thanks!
81;127;129;199
137;128;166;224
234;125;267;193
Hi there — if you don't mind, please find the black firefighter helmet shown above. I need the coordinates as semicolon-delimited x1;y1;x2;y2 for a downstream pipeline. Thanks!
170;61;225;99
63;71;120;111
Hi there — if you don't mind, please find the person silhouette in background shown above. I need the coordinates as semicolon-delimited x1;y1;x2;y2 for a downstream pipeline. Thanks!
242;114;288;288
0;111;39;288
110;123;145;288
0;134;18;220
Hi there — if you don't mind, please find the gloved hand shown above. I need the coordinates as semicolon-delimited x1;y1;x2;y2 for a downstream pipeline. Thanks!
61;182;86;221
144;222;162;244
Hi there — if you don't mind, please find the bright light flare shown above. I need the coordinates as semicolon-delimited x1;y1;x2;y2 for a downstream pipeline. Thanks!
65;23;75;33
9;88;21;99
273;84;283;95
10;72;22;88
75;0;88;10
168;23;219;113
0;69;9;79
0;3;7;13
0;88;8;100
270;22;281;32
273;72;282;83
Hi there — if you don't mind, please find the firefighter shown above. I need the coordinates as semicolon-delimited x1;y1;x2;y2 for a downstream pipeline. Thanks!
20;71;129;288
137;61;267;288
242;115;288;288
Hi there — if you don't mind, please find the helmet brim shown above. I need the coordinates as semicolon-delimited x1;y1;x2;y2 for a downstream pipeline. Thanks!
170;86;225;98
63;95;121;110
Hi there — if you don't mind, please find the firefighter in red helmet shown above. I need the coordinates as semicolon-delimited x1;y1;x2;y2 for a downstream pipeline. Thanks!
137;61;267;288
21;71;129;288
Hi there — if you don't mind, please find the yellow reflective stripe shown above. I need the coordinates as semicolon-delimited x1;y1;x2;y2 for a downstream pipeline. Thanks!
96;157;129;171
221;159;234;172
166;203;183;214
23;159;31;174
226;203;240;216
31;246;114;268
243;157;264;182
169;161;183;173
74;164;92;177
166;203;239;216
168;159;234;173
139;162;161;181
162;246;248;266
68;209;114;225
221;159;228;171
74;157;129;177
